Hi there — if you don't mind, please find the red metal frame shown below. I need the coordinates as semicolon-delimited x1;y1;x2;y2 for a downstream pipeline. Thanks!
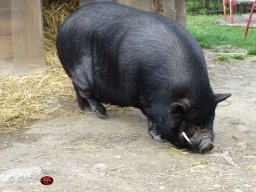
223;0;237;23
224;0;227;20
230;0;234;23
244;0;256;37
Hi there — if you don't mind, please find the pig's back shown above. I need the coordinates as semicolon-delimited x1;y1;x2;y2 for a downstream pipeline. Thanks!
56;2;211;107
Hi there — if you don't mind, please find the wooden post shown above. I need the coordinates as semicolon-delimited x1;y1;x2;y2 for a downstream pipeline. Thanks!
11;0;44;75
153;0;164;15
175;0;186;26
161;0;186;26
0;0;12;70
121;0;153;11
163;0;176;20
0;0;44;75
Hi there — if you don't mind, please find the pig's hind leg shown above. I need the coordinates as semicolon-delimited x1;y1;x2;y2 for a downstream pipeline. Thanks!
73;81;108;119
85;96;108;119
73;83;92;111
71;58;108;119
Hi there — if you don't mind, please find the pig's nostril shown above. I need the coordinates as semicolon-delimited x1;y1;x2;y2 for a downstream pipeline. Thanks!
199;143;214;154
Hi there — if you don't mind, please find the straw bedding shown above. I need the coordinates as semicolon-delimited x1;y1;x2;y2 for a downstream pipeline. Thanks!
0;0;79;131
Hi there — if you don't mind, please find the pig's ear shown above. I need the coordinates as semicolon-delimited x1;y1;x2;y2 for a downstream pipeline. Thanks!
215;93;231;104
171;99;190;115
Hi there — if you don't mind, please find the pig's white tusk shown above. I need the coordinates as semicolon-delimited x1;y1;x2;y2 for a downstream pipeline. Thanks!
182;132;193;145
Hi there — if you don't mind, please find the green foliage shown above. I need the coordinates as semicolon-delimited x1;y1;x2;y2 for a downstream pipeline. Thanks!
187;15;256;55
215;56;230;62
214;55;245;62
248;47;256;55
186;0;223;14
232;55;245;60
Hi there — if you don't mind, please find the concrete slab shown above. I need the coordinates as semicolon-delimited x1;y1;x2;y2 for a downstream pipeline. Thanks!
218;13;256;27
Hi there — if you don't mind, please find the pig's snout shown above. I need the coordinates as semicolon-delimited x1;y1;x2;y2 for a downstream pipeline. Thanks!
193;133;214;154
198;138;214;154
181;130;214;154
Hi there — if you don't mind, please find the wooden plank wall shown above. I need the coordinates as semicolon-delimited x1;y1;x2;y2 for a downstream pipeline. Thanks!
79;0;186;25
0;0;44;75
0;0;12;67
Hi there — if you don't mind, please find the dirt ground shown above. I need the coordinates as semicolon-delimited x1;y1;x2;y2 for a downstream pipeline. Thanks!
0;51;256;192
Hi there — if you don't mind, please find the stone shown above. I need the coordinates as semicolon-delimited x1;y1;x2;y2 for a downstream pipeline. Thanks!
0;166;42;183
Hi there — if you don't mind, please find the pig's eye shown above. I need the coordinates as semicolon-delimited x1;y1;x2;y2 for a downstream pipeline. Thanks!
193;120;201;126
172;108;183;117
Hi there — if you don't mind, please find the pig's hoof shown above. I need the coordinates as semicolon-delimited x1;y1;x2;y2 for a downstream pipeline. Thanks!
78;102;92;112
97;112;108;119
90;104;108;119
149;130;165;143
82;105;92;112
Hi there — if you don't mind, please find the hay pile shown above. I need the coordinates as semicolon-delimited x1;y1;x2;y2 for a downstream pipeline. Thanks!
43;0;79;65
0;0;79;132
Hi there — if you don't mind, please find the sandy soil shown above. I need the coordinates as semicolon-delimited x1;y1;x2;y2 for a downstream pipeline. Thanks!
0;52;256;192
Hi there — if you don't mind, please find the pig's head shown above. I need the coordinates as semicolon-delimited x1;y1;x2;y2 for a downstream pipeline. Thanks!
165;93;231;154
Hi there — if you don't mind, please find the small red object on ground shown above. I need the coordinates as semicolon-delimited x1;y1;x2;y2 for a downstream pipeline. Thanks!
40;175;54;185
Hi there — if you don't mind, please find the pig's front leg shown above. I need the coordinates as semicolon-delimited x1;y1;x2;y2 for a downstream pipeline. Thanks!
148;120;166;143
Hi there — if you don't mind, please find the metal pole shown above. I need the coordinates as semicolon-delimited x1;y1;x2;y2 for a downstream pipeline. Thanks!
229;0;234;23
244;0;256;37
223;0;227;20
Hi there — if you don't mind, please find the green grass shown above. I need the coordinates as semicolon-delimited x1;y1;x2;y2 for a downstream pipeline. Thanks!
232;55;245;60
187;15;256;55
214;56;230;62
214;55;245;62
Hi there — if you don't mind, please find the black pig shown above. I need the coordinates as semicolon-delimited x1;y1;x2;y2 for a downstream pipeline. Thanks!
56;2;231;153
